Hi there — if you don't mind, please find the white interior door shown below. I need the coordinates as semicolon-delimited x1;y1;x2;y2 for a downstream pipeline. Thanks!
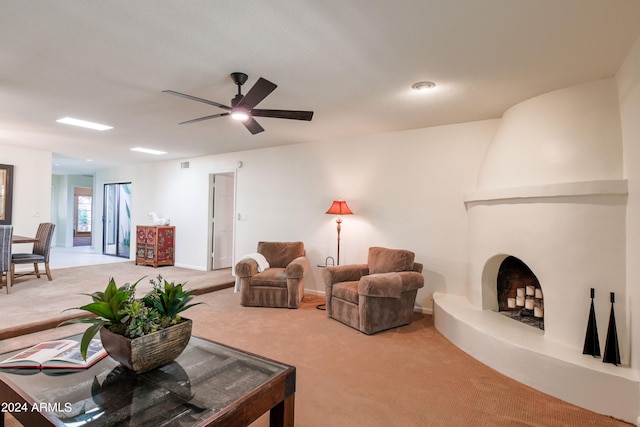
209;173;235;270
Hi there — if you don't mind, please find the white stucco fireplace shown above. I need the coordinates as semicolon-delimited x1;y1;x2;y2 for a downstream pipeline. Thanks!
434;78;639;423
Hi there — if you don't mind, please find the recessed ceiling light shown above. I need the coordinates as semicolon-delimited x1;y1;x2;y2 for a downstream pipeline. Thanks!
130;147;167;155
56;117;113;131
411;81;436;91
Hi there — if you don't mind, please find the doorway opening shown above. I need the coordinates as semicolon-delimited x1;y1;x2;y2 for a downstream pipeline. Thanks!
103;182;132;258
74;187;92;246
208;172;235;270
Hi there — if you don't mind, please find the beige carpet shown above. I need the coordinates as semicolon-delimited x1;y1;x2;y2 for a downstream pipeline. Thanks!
0;264;631;426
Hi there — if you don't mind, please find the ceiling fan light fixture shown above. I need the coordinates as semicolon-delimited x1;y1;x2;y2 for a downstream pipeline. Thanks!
163;72;314;134
411;81;436;91
231;108;250;122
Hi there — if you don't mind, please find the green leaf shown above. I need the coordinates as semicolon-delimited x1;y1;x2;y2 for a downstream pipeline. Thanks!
83;291;105;302
58;317;102;327
80;321;107;360
108;291;129;316
179;302;204;312
76;302;115;319
103;278;119;301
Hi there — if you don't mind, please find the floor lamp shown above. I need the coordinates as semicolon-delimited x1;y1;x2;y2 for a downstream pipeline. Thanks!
325;199;353;265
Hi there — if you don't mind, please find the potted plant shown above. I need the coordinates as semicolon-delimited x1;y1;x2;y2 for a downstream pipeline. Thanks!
62;275;202;373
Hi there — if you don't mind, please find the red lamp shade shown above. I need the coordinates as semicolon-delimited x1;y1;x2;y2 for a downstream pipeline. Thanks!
325;200;353;216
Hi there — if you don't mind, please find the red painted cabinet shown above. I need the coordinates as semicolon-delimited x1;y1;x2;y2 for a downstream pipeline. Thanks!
135;226;175;267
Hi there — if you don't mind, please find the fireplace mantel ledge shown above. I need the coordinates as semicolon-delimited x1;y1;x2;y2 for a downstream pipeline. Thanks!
433;292;639;423
463;179;627;205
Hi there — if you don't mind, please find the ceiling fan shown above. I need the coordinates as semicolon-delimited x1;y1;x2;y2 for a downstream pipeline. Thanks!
163;72;314;135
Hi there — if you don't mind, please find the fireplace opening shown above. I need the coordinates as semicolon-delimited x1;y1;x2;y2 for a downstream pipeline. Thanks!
497;256;544;330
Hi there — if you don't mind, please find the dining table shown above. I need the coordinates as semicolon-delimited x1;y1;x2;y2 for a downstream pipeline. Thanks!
11;235;38;244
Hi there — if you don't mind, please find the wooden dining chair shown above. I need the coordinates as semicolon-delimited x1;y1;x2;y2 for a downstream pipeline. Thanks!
11;222;56;285
0;225;13;293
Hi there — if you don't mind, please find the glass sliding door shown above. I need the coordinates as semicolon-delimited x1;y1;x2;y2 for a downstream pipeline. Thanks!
103;183;131;258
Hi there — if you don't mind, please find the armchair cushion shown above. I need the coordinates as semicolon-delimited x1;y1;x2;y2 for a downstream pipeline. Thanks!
367;247;415;274
359;271;425;299
332;281;360;304
251;268;288;288
257;241;305;268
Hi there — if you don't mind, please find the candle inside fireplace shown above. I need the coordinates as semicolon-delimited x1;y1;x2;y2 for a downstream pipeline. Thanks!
526;285;535;296
516;296;525;307
507;298;516;308
517;288;525;297
535;288;543;299
525;298;535;310
534;307;544;318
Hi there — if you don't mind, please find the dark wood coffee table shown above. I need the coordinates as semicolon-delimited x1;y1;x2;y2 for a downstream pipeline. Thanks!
0;335;295;426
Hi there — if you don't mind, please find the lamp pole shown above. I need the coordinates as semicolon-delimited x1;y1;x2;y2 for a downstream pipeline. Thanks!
335;216;343;265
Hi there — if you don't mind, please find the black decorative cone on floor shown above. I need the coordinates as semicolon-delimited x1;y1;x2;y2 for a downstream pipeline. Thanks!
603;292;621;366
582;288;601;357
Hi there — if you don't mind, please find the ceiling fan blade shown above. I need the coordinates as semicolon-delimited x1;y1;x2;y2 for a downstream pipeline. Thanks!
243;117;265;135
179;112;230;125
238;78;277;109
163;90;231;110
252;109;314;121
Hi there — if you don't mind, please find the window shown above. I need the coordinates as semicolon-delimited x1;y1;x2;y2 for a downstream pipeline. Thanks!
76;195;92;232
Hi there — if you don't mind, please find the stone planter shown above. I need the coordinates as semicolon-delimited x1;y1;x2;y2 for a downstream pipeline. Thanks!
99;318;192;374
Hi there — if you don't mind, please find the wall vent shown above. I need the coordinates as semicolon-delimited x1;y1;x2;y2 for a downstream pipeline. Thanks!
180;161;190;169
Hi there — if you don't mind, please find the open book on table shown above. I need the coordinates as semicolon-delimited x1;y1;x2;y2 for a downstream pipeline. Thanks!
0;339;107;369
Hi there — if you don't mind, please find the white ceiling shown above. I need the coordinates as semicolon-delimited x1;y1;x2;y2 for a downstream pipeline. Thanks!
2;1;640;175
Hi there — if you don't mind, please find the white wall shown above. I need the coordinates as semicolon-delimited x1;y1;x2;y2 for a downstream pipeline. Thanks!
94;119;496;310
0;144;52;236
618;32;640;378
477;78;623;189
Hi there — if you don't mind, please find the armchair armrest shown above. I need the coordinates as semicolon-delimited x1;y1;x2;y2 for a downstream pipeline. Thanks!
322;264;369;287
286;256;310;279
359;271;424;298
235;258;259;278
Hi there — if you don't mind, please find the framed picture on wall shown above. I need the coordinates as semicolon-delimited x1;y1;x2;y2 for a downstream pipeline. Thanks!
0;164;14;225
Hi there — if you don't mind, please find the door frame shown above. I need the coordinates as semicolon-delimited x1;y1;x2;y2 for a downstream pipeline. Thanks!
208;170;237;271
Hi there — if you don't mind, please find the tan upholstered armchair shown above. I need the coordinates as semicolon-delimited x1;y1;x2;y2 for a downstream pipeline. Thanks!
322;247;424;334
236;241;309;308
